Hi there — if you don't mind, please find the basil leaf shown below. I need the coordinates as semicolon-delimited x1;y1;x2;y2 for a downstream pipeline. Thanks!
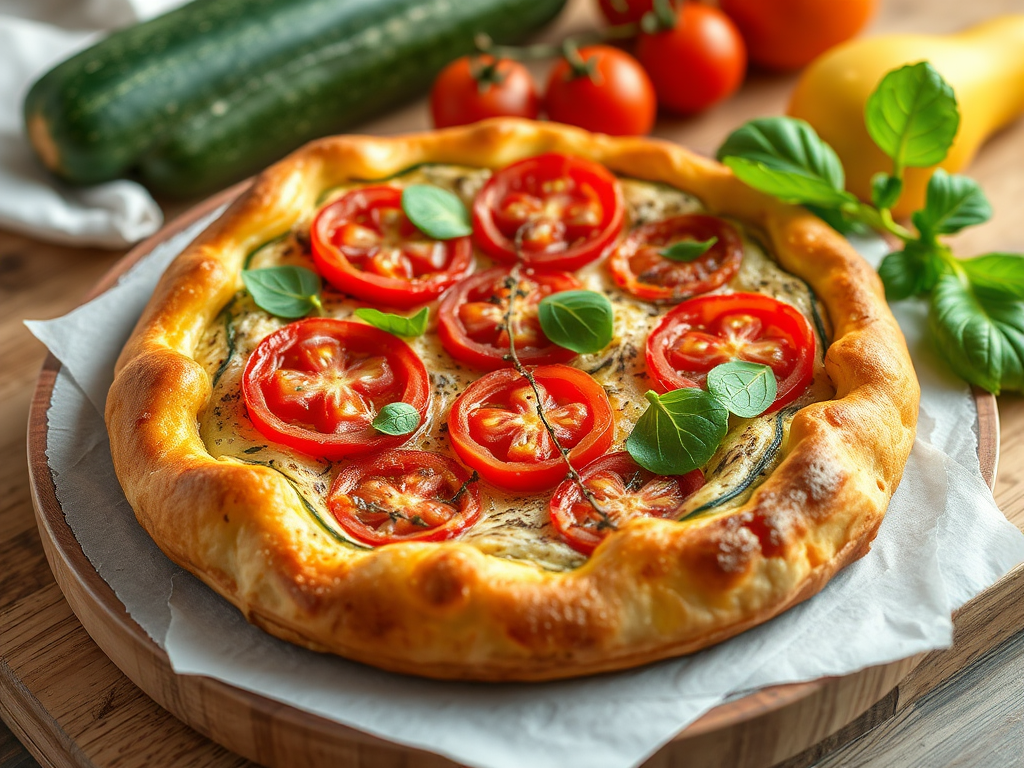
706;362;777;418
717;117;857;208
660;237;718;262
354;307;429;337
911;169;992;239
537;290;614;354
878;241;943;301
242;266;322;318
401;184;472;239
625;389;729;475
929;274;1024;394
864;62;959;171
961;253;1024;300
372;402;421;436
871;172;903;210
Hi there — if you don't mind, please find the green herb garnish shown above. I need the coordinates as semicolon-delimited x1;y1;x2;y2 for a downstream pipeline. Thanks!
401;184;472;239
242;266;323;319
354;307;429;337
537;290;615;354
706;362;778;418
372;402;421;436
659;237;718;262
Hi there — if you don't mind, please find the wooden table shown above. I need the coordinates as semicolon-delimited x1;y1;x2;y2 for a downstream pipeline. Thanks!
2;0;1024;766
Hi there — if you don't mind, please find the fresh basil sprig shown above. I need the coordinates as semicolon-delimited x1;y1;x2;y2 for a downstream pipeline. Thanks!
401;184;472;239
537;290;615;354
625;362;777;475
242;266;323;318
354;307;429;337
707;361;778;418
372;402;421;436
660;237;718;262
717;61;1024;395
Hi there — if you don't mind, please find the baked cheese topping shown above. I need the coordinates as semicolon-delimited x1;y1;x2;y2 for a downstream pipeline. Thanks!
193;164;833;572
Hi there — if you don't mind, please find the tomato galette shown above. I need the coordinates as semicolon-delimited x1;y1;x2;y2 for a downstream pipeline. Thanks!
106;119;918;681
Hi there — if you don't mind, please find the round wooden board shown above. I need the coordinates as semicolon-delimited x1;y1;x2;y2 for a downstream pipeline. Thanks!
27;186;999;768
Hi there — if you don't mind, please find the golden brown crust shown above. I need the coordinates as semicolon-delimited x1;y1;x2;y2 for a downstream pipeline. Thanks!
105;118;919;681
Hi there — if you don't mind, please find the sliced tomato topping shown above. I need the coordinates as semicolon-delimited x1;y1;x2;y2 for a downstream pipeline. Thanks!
328;450;481;546
472;153;624;270
437;266;582;370
311;186;473;308
646;292;815;411
608;215;743;302
448;364;614;492
242;318;430;459
550;452;705;555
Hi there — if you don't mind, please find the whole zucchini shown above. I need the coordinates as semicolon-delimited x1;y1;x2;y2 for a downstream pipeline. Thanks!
24;0;566;197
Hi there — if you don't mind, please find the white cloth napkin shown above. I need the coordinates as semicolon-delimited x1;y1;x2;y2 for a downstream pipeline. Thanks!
25;219;1024;768
0;0;183;247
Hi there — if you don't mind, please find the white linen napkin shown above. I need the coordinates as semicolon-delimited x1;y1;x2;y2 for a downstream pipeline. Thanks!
25;226;1024;768
0;0;183;247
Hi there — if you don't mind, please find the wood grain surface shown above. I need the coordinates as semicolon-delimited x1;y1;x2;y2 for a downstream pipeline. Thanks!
3;0;1024;766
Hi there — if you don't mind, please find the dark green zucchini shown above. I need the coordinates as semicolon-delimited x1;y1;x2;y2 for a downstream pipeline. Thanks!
24;0;566;197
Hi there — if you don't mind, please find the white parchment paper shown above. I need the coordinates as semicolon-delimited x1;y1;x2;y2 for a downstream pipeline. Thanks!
27;223;1024;768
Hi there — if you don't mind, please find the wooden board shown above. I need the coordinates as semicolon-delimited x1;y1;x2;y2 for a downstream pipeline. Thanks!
21;174;1000;768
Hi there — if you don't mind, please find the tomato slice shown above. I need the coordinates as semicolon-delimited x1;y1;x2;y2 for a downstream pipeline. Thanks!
608;215;744;302
242;318;430;460
437;266;582;370
472;153;625;270
550;452;704;555
311;186;473;308
646;292;816;411
448;364;614;492
328;450;481;546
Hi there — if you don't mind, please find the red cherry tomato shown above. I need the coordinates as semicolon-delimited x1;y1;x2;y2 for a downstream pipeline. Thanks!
430;55;540;129
311;186;473;308
646;292;815;411
550;452;704;555
720;0;877;71
328;450;481;546
448;364;614;492
636;3;746;114
595;0;652;26
608;215;744;303
472;153;624;270
437;266;582;370
544;45;657;137
242;318;430;460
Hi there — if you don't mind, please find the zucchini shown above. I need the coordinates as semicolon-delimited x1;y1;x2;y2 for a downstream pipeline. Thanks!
24;0;566;197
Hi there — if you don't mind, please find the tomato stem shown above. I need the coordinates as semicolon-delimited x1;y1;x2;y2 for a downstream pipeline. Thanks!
474;22;639;64
502;259;617;529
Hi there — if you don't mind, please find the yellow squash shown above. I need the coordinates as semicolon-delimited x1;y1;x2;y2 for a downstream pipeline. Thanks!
787;16;1024;216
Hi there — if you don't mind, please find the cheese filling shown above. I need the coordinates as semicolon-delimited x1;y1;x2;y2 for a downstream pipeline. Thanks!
193;164;834;572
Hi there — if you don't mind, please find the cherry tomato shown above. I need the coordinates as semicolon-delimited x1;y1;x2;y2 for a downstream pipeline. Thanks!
242;318;430;460
430;55;540;129
328;450;481;546
635;3;746;114
720;0;877;71
311;186;473;308
595;0;652;26
646;292;815;411
448;364;614;492
550;452;704;555
472;153;624;270
608;215;744;303
437;266;582;370
544;45;657;137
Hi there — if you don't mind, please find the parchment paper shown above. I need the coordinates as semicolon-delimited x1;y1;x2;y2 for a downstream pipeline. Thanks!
27;222;1024;768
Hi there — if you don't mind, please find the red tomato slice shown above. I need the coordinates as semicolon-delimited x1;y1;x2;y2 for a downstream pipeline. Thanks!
437;266;582;370
328;450;481;546
646;292;815;411
550;452;704;555
242;318;430;460
448;364;614;492
472;153;624;270
311;186;473;308
608;215;744;302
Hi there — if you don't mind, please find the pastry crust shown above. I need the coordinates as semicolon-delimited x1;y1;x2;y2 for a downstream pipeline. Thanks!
106;119;919;681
